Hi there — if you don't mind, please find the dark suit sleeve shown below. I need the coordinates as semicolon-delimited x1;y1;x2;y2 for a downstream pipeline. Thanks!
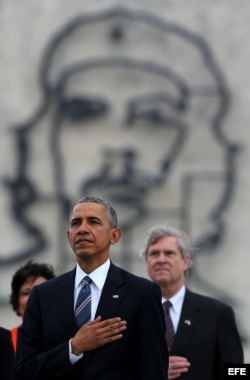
0;327;15;380
137;282;168;380
216;304;244;377
13;287;75;380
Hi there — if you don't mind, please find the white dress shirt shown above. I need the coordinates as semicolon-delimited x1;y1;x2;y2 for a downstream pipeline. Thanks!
74;259;110;320
70;259;110;363
162;285;186;333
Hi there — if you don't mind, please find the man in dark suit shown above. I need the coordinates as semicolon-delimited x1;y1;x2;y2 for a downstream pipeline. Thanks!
13;196;168;380
140;224;244;380
0;326;14;380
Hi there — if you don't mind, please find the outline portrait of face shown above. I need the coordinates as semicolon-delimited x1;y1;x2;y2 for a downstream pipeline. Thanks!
1;6;239;273
52;62;189;226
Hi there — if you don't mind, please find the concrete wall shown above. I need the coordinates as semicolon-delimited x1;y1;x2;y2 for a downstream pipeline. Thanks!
0;0;249;361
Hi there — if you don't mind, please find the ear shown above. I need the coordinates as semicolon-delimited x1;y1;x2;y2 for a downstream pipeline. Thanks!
183;255;190;271
67;230;71;246
110;228;122;245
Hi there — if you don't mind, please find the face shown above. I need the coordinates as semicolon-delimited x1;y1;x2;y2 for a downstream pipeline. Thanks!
53;65;187;205
18;276;48;317
3;10;232;275
67;202;121;271
146;235;189;293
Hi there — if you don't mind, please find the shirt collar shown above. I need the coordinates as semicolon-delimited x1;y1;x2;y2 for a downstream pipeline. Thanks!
162;285;186;315
75;259;110;290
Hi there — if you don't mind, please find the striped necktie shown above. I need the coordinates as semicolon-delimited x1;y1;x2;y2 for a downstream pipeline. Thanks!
163;300;175;351
75;276;92;328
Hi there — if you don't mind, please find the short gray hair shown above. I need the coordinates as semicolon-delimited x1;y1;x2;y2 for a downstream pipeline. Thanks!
139;224;193;268
71;196;118;228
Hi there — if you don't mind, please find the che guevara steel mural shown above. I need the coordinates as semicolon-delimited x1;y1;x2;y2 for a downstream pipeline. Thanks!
1;7;240;305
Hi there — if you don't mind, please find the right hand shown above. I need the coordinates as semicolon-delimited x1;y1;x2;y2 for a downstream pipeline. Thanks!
168;355;191;379
71;315;127;355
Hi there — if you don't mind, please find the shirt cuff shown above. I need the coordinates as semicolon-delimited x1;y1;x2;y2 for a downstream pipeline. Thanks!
69;339;83;364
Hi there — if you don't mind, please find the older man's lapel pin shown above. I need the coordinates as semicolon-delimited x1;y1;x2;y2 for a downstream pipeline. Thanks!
184;319;191;326
112;294;119;298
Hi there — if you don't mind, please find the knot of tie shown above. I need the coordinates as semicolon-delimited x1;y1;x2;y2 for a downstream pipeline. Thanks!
75;276;92;328
81;275;92;286
163;300;172;314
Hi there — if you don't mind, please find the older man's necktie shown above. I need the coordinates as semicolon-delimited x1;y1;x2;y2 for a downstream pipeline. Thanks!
163;300;175;351
75;276;92;328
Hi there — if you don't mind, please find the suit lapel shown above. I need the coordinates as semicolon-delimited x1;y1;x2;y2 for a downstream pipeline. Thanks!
95;262;125;319
172;289;201;352
53;269;77;337
79;263;125;369
54;264;125;336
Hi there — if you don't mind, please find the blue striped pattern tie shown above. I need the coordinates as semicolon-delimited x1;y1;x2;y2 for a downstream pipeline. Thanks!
75;276;92;328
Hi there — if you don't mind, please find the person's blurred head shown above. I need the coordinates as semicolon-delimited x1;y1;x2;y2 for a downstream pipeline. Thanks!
140;225;192;298
10;260;55;317
73;196;118;228
67;196;121;273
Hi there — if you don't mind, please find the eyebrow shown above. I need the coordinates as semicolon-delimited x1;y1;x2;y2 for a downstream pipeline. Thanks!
88;216;103;223
70;217;81;225
70;215;103;225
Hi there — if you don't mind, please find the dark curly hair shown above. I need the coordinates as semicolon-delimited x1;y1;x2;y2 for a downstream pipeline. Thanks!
9;260;55;316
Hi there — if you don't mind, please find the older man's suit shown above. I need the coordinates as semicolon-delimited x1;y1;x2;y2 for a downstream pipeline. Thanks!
14;262;168;380
171;289;243;380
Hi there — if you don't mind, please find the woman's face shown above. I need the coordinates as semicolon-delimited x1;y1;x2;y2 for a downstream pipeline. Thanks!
18;276;47;318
